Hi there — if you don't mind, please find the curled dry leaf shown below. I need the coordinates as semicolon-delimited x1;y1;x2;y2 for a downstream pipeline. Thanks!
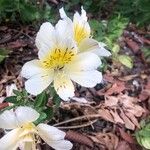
97;106;114;123
65;130;94;148
125;38;140;54
89;132;119;150
97;79;126;96
97;94;145;130
105;81;126;95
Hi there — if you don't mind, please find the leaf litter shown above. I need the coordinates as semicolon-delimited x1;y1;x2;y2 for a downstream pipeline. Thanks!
0;23;150;149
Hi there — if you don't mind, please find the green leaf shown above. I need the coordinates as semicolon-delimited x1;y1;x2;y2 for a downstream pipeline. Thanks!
44;108;54;120
13;89;22;96
0;49;8;63
34;91;48;108
138;130;150;137
112;44;120;54
53;94;61;108
4;96;17;103
34;112;47;125
118;55;133;68
49;86;61;108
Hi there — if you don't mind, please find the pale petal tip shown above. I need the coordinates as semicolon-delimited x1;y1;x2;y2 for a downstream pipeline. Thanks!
81;6;87;20
59;7;67;19
98;43;112;57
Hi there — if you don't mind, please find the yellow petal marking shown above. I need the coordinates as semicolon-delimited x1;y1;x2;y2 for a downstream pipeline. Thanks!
41;47;76;69
19;123;37;144
74;22;90;44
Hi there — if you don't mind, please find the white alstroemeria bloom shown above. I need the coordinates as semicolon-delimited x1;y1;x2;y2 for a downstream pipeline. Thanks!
59;7;111;57
21;21;102;101
0;106;73;150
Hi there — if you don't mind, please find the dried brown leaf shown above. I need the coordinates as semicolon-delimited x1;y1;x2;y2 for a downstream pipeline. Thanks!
0;102;9;110
89;132;119;150
105;81;126;95
116;141;131;150
125;38;140;54
105;96;118;107
98;106;114;123
125;112;140;128
98;94;145;130
119;128;136;144
120;109;135;130
110;109;124;124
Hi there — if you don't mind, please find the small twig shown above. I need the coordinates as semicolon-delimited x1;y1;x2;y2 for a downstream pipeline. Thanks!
57;119;98;129
21;32;34;42
53;114;101;127
65;130;94;148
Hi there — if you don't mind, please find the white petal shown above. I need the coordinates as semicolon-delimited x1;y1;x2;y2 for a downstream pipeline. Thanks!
56;38;78;55
37;123;66;141
66;52;101;71
49;140;73;150
6;83;17;97
74;7;87;22
25;70;54;96
21;59;47;79
78;38;98;53
69;70;102;87
35;22;55;59
58;8;73;40
54;73;74;101
55;19;73;40
0;109;18;129
0;128;20;150
59;7;67;19
79;38;111;56
81;6;87;21
96;42;111;56
15;106;39;126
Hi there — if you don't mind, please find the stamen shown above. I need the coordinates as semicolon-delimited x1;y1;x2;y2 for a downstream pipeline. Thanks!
42;47;75;70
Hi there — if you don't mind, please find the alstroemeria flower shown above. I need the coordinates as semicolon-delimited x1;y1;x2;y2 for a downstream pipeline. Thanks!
21;21;102;100
59;7;111;57
0;106;72;150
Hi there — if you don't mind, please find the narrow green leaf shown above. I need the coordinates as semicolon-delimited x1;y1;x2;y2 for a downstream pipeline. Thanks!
34;112;47;125
34;91;48;108
112;44;120;54
118;55;133;68
44;108;54;120
0;49;8;63
5;96;17;103
13;89;22;96
53;94;61;108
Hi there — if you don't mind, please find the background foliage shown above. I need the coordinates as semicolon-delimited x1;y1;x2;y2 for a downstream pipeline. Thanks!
0;0;149;25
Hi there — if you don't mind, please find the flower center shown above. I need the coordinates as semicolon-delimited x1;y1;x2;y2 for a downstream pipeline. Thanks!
74;23;90;44
42;47;75;70
19;123;37;142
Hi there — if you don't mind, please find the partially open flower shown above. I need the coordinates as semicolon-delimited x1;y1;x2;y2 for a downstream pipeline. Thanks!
21;21;102;100
59;7;111;57
0;106;72;150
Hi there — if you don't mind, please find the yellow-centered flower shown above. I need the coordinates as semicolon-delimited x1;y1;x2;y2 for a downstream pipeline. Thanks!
0;106;72;150
21;21;102;100
59;7;111;57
